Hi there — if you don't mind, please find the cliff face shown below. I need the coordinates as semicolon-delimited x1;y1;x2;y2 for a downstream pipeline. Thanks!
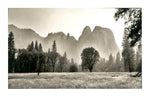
78;26;119;62
8;24;119;64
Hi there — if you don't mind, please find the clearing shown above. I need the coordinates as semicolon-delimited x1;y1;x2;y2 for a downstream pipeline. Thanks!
8;72;142;89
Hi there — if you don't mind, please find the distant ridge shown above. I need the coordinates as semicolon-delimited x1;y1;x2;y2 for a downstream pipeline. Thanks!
8;24;120;64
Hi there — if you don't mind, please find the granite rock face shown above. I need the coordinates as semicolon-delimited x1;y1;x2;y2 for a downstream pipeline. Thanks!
8;24;119;64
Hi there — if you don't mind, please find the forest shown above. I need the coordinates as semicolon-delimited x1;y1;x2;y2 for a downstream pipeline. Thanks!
8;8;142;76
8;31;141;74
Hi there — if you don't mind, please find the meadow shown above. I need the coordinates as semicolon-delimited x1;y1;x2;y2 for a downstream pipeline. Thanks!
8;72;142;89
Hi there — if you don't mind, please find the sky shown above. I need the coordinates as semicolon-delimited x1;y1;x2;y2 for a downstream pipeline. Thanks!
8;8;125;50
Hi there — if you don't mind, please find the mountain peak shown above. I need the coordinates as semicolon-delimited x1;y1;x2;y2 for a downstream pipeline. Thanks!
84;25;90;29
93;26;103;32
78;26;91;40
46;32;65;38
8;24;18;29
83;26;91;34
8;24;119;64
94;25;102;29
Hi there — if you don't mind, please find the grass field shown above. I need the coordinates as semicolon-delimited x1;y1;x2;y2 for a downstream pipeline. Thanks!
8;72;142;89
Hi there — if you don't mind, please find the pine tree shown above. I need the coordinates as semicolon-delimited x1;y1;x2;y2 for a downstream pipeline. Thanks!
39;43;43;52
48;40;59;72
71;58;74;65
108;53;113;65
35;40;38;51
52;40;57;52
115;52;121;71
49;52;59;72
116;52;120;63
47;48;51;72
67;33;70;37
48;48;50;53
31;41;34;51
27;44;31;51
59;52;67;72
63;52;67;65
122;30;135;72
136;46;142;72
8;32;16;73
63;52;67;58
27;41;34;51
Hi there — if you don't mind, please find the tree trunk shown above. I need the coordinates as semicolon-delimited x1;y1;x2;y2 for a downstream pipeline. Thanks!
37;71;39;76
89;68;92;72
89;65;93;72
53;65;55;72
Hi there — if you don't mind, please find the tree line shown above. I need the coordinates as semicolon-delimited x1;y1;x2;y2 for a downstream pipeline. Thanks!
8;31;78;73
114;8;142;77
8;31;141;73
8;8;142;74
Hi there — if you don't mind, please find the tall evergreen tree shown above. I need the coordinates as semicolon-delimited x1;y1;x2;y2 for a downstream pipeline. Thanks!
107;53;115;72
63;52;67;65
116;52;120;64
49;52;60;72
115;52;121;71
46;48;51;72
52;40;57;52
122;30;135;72
47;40;59;72
71;58;74;65
31;41;34;51
108;53;114;65
135;46;142;72
27;41;34;52
8;31;16;73
35;40;38;51
48;48;50;53
39;43;43;52
27;44;31;51
59;52;67;72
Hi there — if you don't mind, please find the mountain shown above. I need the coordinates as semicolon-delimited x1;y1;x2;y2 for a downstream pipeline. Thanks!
78;26;119;58
8;24;120;64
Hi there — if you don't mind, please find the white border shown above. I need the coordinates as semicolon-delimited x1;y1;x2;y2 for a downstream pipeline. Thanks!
0;0;150;97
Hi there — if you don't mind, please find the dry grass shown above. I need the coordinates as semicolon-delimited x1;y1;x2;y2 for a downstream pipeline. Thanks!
8;72;142;89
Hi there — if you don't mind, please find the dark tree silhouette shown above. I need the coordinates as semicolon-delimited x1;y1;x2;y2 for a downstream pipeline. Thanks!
47;48;51;72
122;30;135;72
49;40;59;72
115;52;122;71
115;8;142;76
49;52;60;72
135;47;142;72
52;40;57;52
39;43;43;52
48;48;50;53
69;64;78;72
59;52;67;72
108;53;114;65
35;40;39;51
36;43;44;75
27;41;34;51
114;8;142;46
8;31;16;73
81;47;99;72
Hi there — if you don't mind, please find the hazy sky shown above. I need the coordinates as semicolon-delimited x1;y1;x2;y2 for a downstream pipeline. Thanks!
8;8;124;50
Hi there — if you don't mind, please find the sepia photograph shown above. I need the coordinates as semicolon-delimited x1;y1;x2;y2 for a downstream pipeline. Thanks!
8;8;142;89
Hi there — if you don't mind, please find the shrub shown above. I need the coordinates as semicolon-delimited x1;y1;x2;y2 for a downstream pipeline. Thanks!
69;65;78;72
